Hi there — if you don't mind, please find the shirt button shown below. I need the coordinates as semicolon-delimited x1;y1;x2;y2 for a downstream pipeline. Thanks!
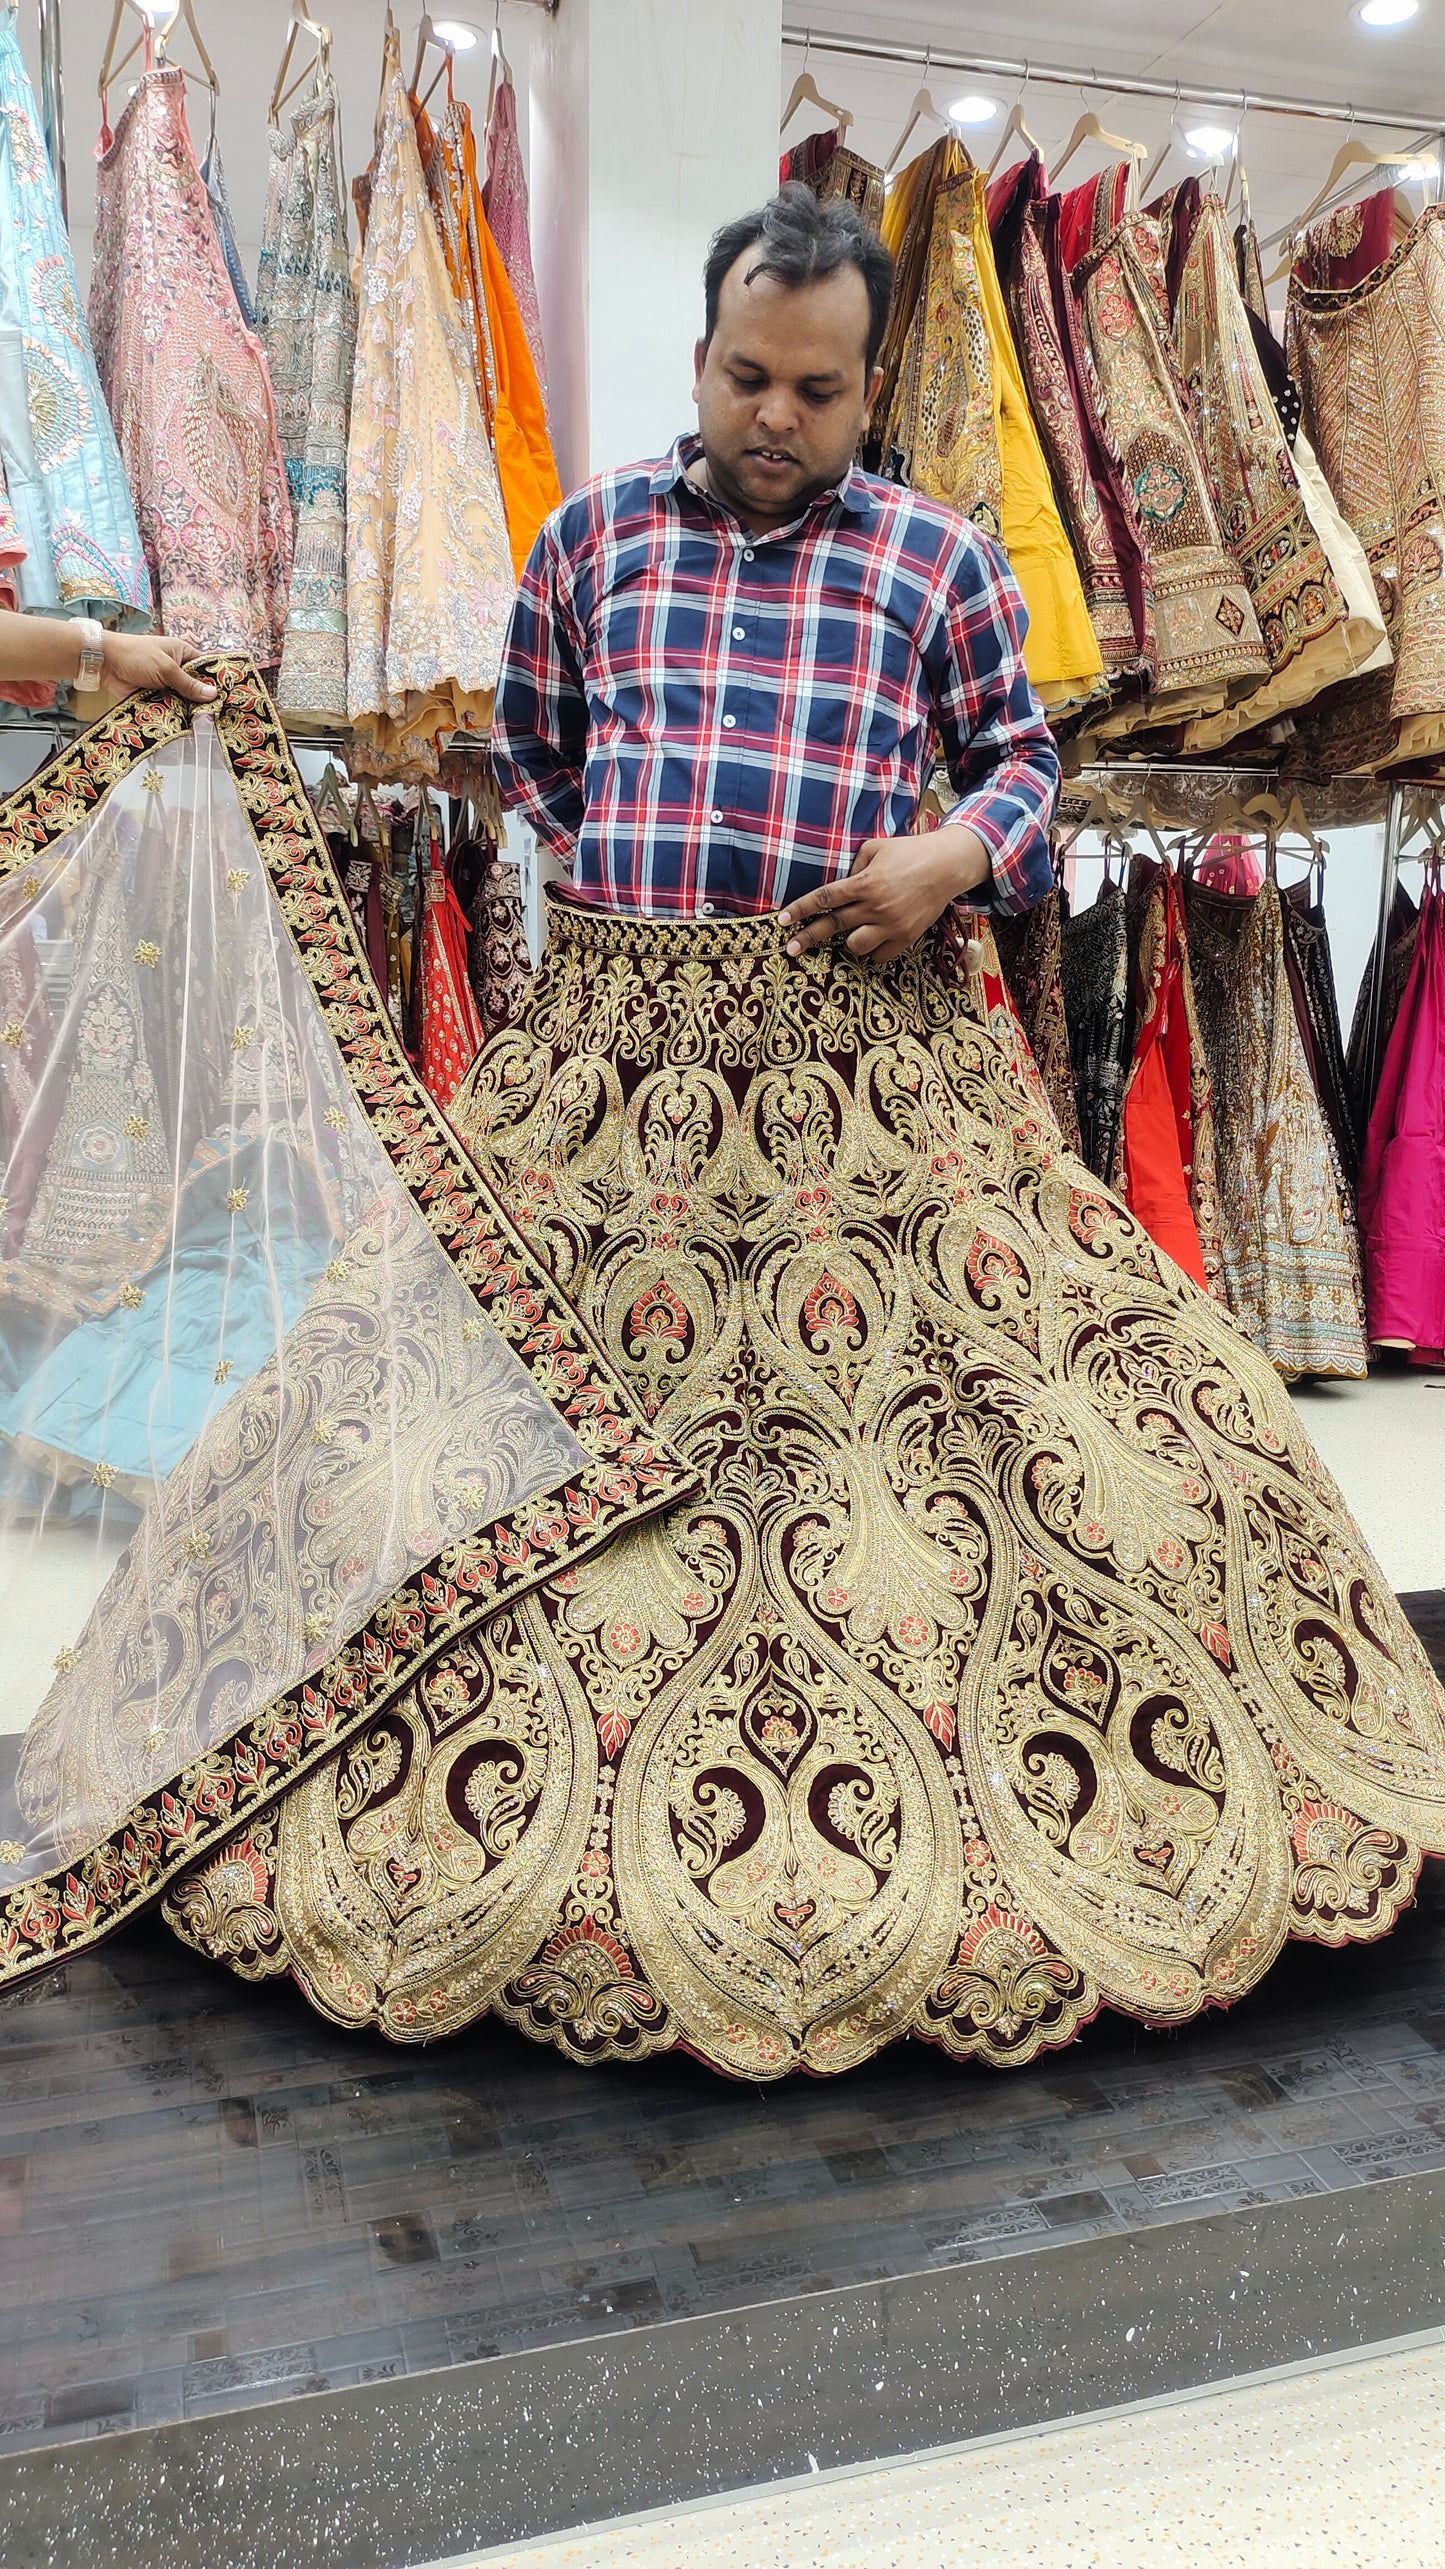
722;714;737;729
700;901;716;915
710;809;724;824
743;548;755;561
732;626;745;640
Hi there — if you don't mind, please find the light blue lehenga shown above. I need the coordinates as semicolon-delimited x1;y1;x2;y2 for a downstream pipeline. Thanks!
0;0;150;628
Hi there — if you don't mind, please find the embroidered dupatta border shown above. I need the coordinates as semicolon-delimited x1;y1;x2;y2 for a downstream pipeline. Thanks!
0;659;698;1984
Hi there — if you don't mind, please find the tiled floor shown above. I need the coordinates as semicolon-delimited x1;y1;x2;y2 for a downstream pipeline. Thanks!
1;1375;1443;2479
5;1840;1445;2460
421;2330;1445;2567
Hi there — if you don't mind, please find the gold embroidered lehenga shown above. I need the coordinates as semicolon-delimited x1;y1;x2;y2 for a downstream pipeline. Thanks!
1287;202;1445;770
4;674;1445;2075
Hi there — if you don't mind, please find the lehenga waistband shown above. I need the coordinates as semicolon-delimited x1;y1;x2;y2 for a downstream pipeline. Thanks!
543;891;798;967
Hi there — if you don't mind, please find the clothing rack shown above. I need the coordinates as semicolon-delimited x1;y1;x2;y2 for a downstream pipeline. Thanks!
781;24;1445;148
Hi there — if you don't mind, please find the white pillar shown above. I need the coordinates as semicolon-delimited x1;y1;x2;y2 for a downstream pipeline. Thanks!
530;0;782;490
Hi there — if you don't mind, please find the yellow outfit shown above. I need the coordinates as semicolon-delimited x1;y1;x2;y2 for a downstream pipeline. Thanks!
881;144;1103;717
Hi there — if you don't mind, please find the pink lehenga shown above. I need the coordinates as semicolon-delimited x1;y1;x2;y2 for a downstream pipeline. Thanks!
89;66;292;659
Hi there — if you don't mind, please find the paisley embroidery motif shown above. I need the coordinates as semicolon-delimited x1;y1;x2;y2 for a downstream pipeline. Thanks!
166;900;1445;2075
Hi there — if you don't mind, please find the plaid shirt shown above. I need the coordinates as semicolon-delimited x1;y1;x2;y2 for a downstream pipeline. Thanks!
493;435;1059;919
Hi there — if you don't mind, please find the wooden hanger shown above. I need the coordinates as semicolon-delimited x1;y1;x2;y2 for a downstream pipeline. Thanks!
270;1;330;127
885;51;946;177
1050;102;1149;188
100;0;219;105
1264;134;1420;280
781;38;854;144
985;72;1044;181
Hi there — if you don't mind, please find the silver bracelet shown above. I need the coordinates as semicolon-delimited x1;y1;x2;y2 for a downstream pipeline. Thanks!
74;617;106;692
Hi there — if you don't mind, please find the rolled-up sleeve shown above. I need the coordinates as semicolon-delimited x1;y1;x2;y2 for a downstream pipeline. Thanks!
491;516;589;865
929;529;1060;915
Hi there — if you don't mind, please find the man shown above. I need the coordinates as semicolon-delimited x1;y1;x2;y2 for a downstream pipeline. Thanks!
492;182;1060;959
199;188;1445;2085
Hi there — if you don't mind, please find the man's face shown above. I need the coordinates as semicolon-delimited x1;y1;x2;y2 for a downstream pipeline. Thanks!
693;248;882;529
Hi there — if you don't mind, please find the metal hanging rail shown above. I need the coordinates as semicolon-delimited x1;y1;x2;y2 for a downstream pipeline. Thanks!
781;23;1445;141
37;0;66;220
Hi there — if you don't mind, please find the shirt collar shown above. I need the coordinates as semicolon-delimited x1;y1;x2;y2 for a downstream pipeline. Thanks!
655;434;876;526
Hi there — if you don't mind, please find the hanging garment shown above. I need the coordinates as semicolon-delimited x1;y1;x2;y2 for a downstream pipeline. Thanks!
346;33;515;773
200;132;257;331
0;462;54;707
1347;880;1420;1135
416;83;561;578
1280;873;1360;1196
0;665;668;1944
1058;165;1269;734
418;838;485;1110
1287;203;1445;768
0;3;149;631
1165;187;1371;755
1113;857;1222;1296
90;68;291;660
1185;873;1368;1378
254;71;356;725
880;144;1104;719
782;124;887;234
992;886;1084;1154
152;887;1445;2074
988;156;1156;692
449;828;533;1037
1359;877;1445;1360
483;73;551;421
1060;876;1132;1183
1293;187;1399;291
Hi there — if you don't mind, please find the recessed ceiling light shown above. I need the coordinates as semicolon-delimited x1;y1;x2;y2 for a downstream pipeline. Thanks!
948;94;1000;126
431;17;482;48
1186;125;1235;156
1355;0;1420;26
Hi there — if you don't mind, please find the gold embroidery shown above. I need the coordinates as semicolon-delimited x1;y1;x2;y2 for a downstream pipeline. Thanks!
90;1461;116;1490
226;1186;248;1213
231;1024;255;1053
214;1359;234;1383
122;1112;149;1140
1;1019;23;1047
169;903;1445;2075
226;868;249;894
133;940;161;968
120;1283;144;1309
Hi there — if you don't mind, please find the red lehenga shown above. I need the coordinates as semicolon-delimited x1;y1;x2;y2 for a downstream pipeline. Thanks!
3;672;1445;2078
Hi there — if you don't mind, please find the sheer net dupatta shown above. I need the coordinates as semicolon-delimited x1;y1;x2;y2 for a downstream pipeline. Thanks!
0;665;694;1973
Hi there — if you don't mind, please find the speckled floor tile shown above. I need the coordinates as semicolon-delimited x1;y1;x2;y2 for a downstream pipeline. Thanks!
427;2334;1445;2567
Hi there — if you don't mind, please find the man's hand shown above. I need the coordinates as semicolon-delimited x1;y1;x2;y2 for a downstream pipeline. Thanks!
778;824;993;964
98;629;217;704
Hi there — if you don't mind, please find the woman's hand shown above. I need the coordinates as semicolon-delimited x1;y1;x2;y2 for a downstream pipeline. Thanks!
99;629;216;702
778;824;993;964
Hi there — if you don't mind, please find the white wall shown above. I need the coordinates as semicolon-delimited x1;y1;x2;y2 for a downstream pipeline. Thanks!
532;0;781;487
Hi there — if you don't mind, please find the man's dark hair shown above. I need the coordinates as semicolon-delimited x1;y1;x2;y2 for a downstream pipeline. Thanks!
703;183;895;372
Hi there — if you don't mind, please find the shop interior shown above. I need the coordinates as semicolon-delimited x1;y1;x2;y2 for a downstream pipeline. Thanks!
1;4;1445;2564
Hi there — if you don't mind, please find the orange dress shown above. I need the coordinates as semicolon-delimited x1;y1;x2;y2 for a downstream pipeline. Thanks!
414;85;560;575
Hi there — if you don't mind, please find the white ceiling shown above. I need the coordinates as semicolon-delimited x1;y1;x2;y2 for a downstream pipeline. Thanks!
784;2;1445;251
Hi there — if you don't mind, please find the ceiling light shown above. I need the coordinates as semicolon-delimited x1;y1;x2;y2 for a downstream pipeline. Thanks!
1355;0;1420;25
431;17;481;48
947;94;1000;126
1186;124;1235;156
